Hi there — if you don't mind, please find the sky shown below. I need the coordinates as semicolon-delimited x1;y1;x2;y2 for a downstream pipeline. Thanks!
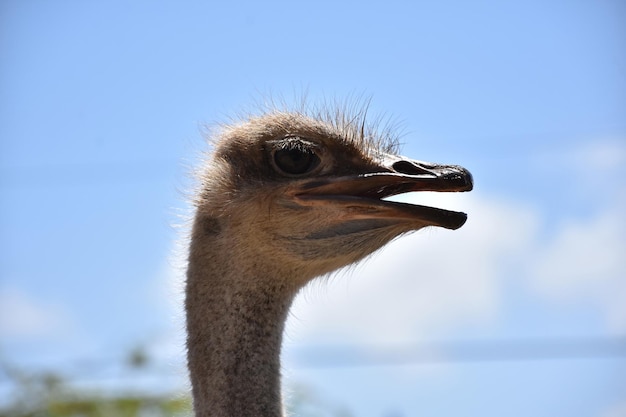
1;0;625;416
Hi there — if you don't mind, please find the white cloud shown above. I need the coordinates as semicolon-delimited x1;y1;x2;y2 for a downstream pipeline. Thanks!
599;401;626;417
286;193;538;345
283;138;626;347
527;137;626;332
285;189;626;347
150;247;188;364
533;138;626;175
0;287;74;340
529;204;626;332
568;139;626;174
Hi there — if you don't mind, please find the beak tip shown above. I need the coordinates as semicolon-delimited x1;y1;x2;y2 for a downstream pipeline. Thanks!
464;169;474;192
452;166;473;192
445;212;468;230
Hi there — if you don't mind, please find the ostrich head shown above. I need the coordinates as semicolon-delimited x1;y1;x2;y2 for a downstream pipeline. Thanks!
193;109;473;291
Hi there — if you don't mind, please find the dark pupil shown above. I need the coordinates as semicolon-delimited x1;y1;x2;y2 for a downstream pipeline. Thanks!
274;148;318;175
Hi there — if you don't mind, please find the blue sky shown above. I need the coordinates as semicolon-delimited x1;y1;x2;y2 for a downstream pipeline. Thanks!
1;1;625;416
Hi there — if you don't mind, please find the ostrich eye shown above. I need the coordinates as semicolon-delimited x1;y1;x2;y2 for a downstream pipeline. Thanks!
272;140;321;176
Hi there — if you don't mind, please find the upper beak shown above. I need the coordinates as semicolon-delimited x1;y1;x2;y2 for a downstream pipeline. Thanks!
289;155;474;230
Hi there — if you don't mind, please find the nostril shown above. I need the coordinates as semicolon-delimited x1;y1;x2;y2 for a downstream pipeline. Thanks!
392;160;432;176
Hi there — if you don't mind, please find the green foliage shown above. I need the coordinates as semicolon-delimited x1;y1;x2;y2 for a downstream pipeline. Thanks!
0;347;352;417
0;348;192;417
286;382;355;417
1;390;192;417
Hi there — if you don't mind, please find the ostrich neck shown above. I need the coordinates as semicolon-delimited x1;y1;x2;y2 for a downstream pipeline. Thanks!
185;217;296;417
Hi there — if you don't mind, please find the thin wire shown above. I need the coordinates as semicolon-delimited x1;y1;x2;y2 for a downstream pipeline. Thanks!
0;159;181;187
287;336;626;369
1;336;624;384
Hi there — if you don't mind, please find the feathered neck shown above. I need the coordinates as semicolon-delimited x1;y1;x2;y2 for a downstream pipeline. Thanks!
185;213;296;417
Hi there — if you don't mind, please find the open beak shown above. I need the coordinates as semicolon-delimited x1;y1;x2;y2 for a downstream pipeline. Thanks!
290;155;473;230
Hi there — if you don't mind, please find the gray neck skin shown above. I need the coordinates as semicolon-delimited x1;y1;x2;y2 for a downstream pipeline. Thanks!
185;216;296;417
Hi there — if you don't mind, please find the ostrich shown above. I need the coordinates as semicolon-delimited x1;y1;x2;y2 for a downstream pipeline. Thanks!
186;106;473;417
